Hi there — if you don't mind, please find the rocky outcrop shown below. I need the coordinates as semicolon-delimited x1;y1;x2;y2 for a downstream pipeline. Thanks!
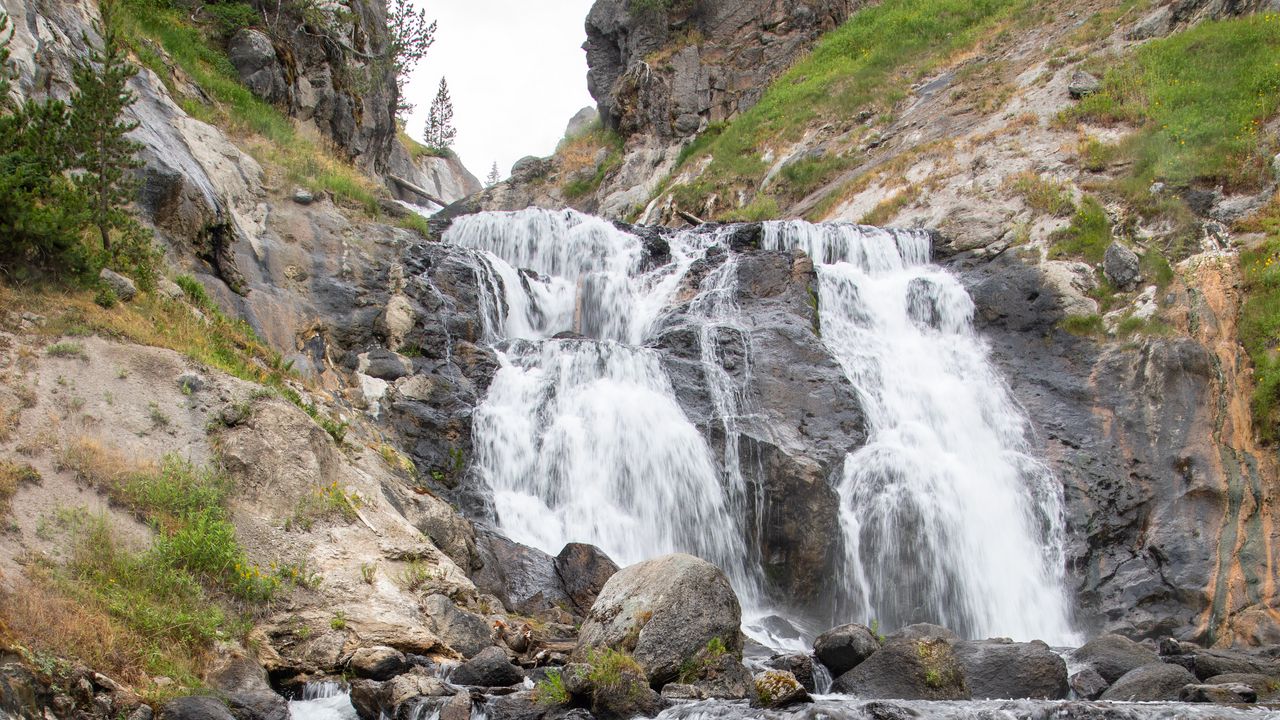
576;553;744;685
814;624;881;676
953;639;1068;700
1070;634;1161;684
1099;663;1198;702
584;0;857;139
831;636;969;700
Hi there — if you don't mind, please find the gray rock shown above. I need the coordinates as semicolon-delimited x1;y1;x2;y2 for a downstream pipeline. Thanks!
1100;663;1197;701
1071;634;1160;684
1192;649;1280;680
1069;667;1109;700
690;654;753;700
350;646;407;681
99;268;138;302
564;106;599;140
576;553;742;685
954;639;1068;700
751;670;812;710
510;156;552;182
422;594;494;659
363;349;412;382
160;697;236;720
177;373;205;395
885;624;959;642
1205;673;1278;700
1127;5;1174;39
832;636;970;700
208;655;287;720
157;277;185;300
1180;682;1258;704
814;624;881;675
1103;242;1141;291
763;654;816;693
554;543;619;615
449;646;523;687
1272;152;1280;182
292;188;315;205
1068;70;1102;99
129;706;154;720
350;670;453;720
472;530;574;616
660;683;703;700
227;30;287;104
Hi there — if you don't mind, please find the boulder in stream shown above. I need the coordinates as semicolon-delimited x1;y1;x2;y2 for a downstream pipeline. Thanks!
1099;662;1197;701
814;624;881;675
832;636;970;700
1071;634;1159;684
954;638;1068;700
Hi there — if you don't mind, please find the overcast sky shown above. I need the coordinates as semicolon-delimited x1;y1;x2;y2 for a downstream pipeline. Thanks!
402;0;598;183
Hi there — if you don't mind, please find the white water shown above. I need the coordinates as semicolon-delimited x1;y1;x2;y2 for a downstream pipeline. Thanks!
443;209;1077;645
289;682;358;720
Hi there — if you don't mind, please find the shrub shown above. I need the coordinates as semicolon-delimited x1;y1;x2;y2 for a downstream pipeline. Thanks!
1009;172;1075;216
45;341;88;359
203;2;258;36
1048;196;1111;263
534;669;570;706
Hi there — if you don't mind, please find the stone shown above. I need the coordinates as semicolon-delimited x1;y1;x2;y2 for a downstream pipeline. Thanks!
576;553;743;685
227;30;287;104
472;530;575;616
1127;5;1174;39
832;636;969;700
1069;667;1109;700
1071;634;1160;684
1100;663;1197;701
954;639;1068;700
564;106;599;140
350;670;453;720
157;277;185;300
421;594;493;659
1205;673;1278;700
208;654;287;720
1192;649;1280;680
292;188;315;205
660;683;703;700
1103;241;1142;291
160;697;236;720
363;349;413;382
350;646;408;681
1068;70;1102;99
690;654;752;700
1272;153;1280;182
1180;683;1258;704
751;670;812;710
99;268;138;302
177;373;205;395
814;624;881;675
554;543;620;615
885;624;959;642
510;156;552;182
763;654;816;693
449;646;523;687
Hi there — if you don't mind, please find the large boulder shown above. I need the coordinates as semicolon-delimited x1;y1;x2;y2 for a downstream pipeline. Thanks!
1205;673;1280;701
422;594;494;658
1191;649;1280;680
1099;663;1198;701
208;654;288;720
227;30;287;104
953;639;1068;700
832;636;969;700
349;646;407;681
576;553;743;685
160;697;236;720
814;624;881;675
1068;667;1109;700
554;543;620;615
751;671;812;710
472;530;575;616
449;646;523;687
1180;683;1259;704
1103;242;1141;291
349;670;453;720
1071;634;1160;684
885;624;959;642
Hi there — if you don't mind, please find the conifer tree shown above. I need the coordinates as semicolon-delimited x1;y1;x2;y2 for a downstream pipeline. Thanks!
486;161;500;187
69;0;155;286
389;0;436;119
423;77;456;151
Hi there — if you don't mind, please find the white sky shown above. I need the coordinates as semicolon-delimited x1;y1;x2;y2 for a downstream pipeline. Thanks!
402;0;598;182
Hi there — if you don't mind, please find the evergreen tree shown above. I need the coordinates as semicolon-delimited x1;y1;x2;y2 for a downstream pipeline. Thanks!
423;77;456;151
389;0;436;119
0;11;88;278
486;161;500;187
69;0;156;287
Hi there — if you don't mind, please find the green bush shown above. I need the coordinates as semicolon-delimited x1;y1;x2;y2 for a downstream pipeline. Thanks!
1049;196;1111;263
204;2;259;36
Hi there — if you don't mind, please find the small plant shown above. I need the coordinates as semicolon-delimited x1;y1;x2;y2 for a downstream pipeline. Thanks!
288;480;359;531
869;619;885;643
534;669;570;706
1060;314;1106;336
46;342;87;359
360;563;376;585
397;558;440;592
1009;172;1075;217
276;560;323;589
1048;196;1111;263
586;649;647;699
147;402;170;428
0;460;42;515
330;611;347;630
94;285;118;308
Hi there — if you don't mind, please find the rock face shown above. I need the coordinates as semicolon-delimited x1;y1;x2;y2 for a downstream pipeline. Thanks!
832;636;969;700
813;624;881;675
953;639;1068;700
576;553;743;685
585;0;857;138
554;543;621;615
228;30;287;104
1099;663;1198;702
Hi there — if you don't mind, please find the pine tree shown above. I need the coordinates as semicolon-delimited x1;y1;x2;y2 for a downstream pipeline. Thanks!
423;77;456;152
69;0;155;286
389;0;436;120
486;161;500;187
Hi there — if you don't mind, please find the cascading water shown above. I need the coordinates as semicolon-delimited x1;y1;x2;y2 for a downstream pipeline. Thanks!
762;221;1077;644
443;208;1076;645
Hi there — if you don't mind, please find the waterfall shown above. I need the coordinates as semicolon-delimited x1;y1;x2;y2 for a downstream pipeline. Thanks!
762;221;1077;644
442;208;1076;645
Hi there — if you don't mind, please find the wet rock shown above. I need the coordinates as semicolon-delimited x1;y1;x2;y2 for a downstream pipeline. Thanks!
350;670;453;720
1180;682;1258;703
292;188;315;205
480;691;551;720
751;670;812;710
814;624;882;675
227;30;287;104
1068;667;1109;700
1099;663;1197;701
954;639;1068;700
690;654;753;700
885;624;959;642
363;349;413;382
160;697;236;720
1068;70;1102;99
1103;242;1141;291
350;646;408;681
1192;648;1280;680
576;553;743;685
1071;634;1160;684
1205;673;1279;700
832;636;969;700
660;683;703;700
208;654;287;720
450;646;523;687
472;530;575;616
0;663;53;720
554;543;620;615
422;594;494;659
100;268;138;301
763;654;816;693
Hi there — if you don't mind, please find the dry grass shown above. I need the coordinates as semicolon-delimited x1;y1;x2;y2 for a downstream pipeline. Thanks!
57;437;153;499
0;460;41;515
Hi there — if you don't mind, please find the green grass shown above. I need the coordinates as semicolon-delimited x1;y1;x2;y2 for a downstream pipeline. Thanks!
1239;230;1280;442
45;341;87;359
1060;314;1106;336
664;0;1032;217
115;0;381;211
586;648;647;696
773;153;860;203
1064;13;1280;191
862;184;921;225
534;669;571;706
1009;172;1076;216
1049;196;1111;263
